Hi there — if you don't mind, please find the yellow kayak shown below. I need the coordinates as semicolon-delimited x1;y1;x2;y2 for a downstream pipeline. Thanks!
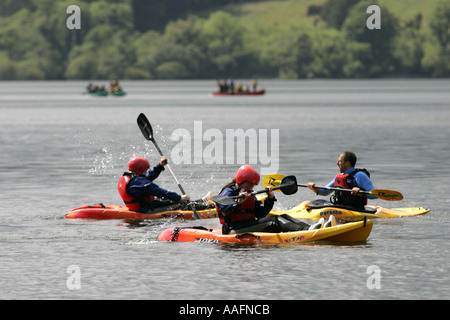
158;219;373;244
269;200;430;221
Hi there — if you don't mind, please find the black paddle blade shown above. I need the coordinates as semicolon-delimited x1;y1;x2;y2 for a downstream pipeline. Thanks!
211;195;236;206
137;113;154;141
278;175;298;195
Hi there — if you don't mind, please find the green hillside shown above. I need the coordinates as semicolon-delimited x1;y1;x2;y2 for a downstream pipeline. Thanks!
224;0;448;78
0;0;449;80
234;0;436;30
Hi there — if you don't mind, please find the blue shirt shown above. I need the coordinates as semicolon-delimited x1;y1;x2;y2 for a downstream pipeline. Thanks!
127;164;181;212
318;167;376;199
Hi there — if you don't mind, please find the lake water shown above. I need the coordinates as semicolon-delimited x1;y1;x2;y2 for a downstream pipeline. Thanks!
1;79;449;302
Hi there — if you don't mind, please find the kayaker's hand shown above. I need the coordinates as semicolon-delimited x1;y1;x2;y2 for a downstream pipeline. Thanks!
237;191;250;205
351;187;361;196
181;194;190;202
160;156;168;166
266;186;275;199
307;182;319;194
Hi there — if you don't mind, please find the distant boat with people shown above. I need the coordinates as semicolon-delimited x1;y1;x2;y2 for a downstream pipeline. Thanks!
212;78;265;96
86;80;126;97
211;89;265;96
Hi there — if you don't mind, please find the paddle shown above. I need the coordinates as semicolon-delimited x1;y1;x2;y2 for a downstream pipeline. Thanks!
137;113;201;219
263;174;403;201
212;175;298;206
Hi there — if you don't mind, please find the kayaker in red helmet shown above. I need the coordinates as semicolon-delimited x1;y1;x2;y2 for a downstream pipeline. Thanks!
307;151;376;209
216;165;316;234
118;156;190;213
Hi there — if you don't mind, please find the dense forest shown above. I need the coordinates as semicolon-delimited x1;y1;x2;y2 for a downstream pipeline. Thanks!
0;0;450;80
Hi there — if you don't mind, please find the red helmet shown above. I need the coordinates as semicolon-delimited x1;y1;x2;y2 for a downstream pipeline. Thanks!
235;165;260;185
128;157;150;175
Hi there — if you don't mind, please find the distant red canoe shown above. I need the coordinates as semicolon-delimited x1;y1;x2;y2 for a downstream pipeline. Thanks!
212;89;265;96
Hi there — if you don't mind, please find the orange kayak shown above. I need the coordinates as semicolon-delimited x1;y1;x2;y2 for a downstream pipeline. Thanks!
158;219;373;244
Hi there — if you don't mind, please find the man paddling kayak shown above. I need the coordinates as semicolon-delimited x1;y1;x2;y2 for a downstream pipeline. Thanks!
118;156;191;213
307;151;376;209
216;165;333;234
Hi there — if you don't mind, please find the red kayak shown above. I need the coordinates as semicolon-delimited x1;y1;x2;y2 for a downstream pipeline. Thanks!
65;203;218;220
212;89;265;96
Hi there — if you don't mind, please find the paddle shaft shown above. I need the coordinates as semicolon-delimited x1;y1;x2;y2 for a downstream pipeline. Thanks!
252;184;288;196
298;184;371;195
138;114;201;219
151;138;187;195
264;176;369;195
301;184;402;199
263;174;403;201
212;176;298;206
238;175;297;198
212;187;278;206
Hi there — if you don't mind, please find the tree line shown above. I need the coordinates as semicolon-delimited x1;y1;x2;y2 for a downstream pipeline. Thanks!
1;0;450;80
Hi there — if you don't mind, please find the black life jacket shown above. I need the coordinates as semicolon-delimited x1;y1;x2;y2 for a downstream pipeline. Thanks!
332;168;370;208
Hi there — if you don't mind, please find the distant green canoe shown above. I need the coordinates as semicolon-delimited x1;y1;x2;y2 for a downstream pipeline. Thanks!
109;91;126;96
90;90;108;97
89;91;126;97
